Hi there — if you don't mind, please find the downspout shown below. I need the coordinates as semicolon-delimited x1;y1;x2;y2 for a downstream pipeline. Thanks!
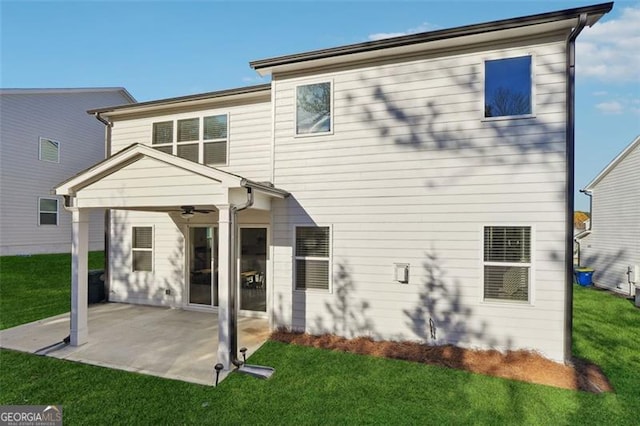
94;112;113;298
564;12;588;364
228;186;254;366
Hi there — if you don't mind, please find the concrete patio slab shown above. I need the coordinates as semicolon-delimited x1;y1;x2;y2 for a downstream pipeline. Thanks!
0;303;270;386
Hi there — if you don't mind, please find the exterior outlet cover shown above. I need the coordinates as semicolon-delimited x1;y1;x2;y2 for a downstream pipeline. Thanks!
394;263;409;283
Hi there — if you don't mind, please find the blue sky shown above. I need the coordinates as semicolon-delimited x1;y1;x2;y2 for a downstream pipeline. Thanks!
2;0;638;211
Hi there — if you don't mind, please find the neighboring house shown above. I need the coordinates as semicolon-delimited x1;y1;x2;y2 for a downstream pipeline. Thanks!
54;3;612;370
579;135;640;296
0;88;135;255
573;211;590;264
574;211;590;235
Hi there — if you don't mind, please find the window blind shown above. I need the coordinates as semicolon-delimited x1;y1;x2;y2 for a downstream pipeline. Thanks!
203;115;227;140
152;121;173;145
177;118;199;142
133;227;152;249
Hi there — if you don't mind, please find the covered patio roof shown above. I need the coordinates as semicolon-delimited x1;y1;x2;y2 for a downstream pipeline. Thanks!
52;143;288;371
54;143;288;210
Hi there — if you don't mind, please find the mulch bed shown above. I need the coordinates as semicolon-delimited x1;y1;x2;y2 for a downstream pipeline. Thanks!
270;330;613;393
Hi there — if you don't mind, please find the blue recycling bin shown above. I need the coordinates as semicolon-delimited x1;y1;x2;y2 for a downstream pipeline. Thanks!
574;268;594;286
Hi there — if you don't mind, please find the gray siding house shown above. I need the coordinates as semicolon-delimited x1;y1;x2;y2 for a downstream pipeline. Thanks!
54;3;612;371
0;88;135;255
579;135;640;295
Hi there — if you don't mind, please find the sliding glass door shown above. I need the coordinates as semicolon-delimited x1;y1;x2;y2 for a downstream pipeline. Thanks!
188;227;218;307
239;227;267;312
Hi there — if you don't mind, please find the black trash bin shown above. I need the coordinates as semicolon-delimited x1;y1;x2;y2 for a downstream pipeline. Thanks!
88;270;105;304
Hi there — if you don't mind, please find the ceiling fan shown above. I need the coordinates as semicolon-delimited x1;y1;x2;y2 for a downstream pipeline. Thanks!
178;205;214;219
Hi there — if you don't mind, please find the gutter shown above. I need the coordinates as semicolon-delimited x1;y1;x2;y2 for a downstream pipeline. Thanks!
563;12;588;364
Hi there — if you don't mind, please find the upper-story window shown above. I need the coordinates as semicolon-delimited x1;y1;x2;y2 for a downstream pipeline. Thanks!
484;55;532;118
296;82;332;135
39;137;60;163
151;115;228;166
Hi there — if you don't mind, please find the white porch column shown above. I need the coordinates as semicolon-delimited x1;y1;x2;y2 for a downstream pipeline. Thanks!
70;208;89;346
217;205;231;369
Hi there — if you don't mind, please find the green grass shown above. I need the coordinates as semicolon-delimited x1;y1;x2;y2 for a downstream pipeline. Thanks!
0;252;639;424
0;252;104;329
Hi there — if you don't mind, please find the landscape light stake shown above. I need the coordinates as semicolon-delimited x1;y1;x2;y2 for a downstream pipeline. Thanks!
214;363;224;386
240;347;247;364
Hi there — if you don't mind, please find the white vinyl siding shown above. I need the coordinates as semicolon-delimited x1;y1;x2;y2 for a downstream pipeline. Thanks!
38;197;58;226
132;226;153;272
483;226;532;302
271;34;569;361
0;89;133;255
108;208;270;308
110;100;269;181
39;137;60;163
295;226;331;291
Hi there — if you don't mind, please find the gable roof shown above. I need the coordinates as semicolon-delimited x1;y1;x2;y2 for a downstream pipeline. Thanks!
250;2;613;76
0;87;135;103
584;135;640;191
54;143;288;198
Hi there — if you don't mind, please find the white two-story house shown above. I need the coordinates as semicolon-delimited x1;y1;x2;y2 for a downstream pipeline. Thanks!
55;3;613;370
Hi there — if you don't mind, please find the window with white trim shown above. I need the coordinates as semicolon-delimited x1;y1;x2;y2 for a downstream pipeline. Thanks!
484;55;532;118
151;114;228;165
132;226;153;272
296;82;332;135
38;197;58;226
39;137;60;163
295;226;330;290
483;226;531;302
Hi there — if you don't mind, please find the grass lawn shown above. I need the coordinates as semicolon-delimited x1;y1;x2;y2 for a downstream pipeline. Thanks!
1;253;639;424
0;252;104;329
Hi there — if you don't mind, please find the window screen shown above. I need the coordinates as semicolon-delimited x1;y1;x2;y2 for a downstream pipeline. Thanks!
204;141;227;166
152;121;173;145
177;144;199;163
38;198;58;225
39;138;60;163
177;118;199;142
295;226;330;290
203;115;227;140
132;227;153;271
483;226;531;302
